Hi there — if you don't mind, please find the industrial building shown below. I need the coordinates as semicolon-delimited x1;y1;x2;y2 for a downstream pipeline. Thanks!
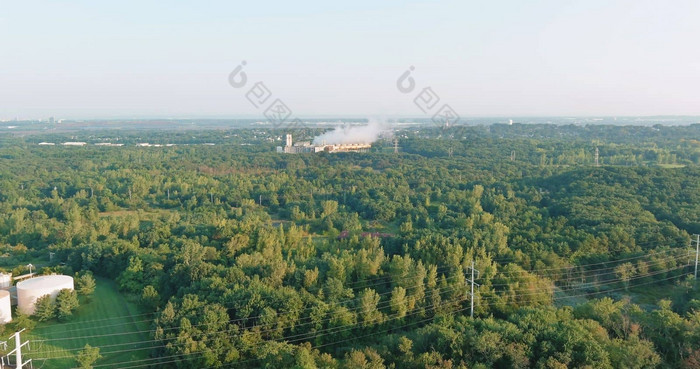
276;134;371;154
16;275;74;315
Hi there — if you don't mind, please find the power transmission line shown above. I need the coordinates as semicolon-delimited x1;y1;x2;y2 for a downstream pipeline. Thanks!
39;284;472;365
56;270;688;369
32;262;689;368
33;274;466;345
30;249;688;341
23;241;694;366
39;254;689;362
217;272;688;369
31;250;689;350
35;251;684;354
694;234;700;279
41;243;663;334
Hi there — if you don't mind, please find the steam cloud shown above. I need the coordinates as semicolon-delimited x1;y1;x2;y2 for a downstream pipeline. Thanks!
312;118;388;145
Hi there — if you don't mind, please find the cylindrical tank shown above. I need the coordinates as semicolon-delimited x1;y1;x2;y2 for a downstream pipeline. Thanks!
0;290;11;323
0;273;11;289
16;275;74;315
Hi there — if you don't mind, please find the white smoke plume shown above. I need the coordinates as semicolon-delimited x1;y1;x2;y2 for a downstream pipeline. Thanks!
312;118;388;145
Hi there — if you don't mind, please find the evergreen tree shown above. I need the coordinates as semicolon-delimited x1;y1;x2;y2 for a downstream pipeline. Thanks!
34;294;56;321
141;285;160;311
75;272;96;299
56;289;79;321
76;344;101;369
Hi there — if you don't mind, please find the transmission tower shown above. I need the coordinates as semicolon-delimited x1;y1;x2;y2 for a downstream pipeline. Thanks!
595;147;600;167
6;329;31;369
393;139;399;154
510;150;515;161
466;261;480;318
448;148;453;158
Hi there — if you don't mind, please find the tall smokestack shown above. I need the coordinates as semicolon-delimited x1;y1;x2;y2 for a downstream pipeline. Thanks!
286;134;292;147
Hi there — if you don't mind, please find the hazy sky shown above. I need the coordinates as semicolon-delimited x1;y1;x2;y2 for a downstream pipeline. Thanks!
1;0;699;119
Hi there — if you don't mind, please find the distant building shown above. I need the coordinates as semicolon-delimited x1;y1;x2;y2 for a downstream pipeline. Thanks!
62;142;87;146
38;142;55;146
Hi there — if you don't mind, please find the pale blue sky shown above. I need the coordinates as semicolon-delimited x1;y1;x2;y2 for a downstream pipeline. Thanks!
1;0;699;119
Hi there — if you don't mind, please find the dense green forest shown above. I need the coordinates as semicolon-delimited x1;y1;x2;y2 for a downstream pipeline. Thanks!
1;123;700;368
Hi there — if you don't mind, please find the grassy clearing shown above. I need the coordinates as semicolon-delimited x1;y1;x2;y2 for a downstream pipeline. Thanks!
25;277;152;369
553;286;589;307
655;163;686;168
554;275;691;311
98;209;141;217
98;208;174;218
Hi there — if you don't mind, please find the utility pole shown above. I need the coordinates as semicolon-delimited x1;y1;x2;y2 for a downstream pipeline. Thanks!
595;147;600;167
466;261;480;318
694;234;700;279
7;329;31;369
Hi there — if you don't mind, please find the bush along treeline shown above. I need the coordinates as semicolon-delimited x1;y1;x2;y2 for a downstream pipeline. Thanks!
1;124;700;367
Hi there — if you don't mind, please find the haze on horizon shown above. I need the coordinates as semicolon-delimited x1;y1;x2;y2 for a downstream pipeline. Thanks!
1;0;699;120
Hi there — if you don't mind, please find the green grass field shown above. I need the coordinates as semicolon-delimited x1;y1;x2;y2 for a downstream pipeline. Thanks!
24;277;152;369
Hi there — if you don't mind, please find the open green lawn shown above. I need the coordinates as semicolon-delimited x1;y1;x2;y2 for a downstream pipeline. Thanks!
25;277;152;369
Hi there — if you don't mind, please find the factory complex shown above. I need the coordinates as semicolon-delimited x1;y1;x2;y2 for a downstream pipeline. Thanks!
277;134;371;154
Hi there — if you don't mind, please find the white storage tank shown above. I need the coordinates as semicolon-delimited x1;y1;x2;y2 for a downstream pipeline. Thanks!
16;275;74;315
0;273;11;289
0;290;11;323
